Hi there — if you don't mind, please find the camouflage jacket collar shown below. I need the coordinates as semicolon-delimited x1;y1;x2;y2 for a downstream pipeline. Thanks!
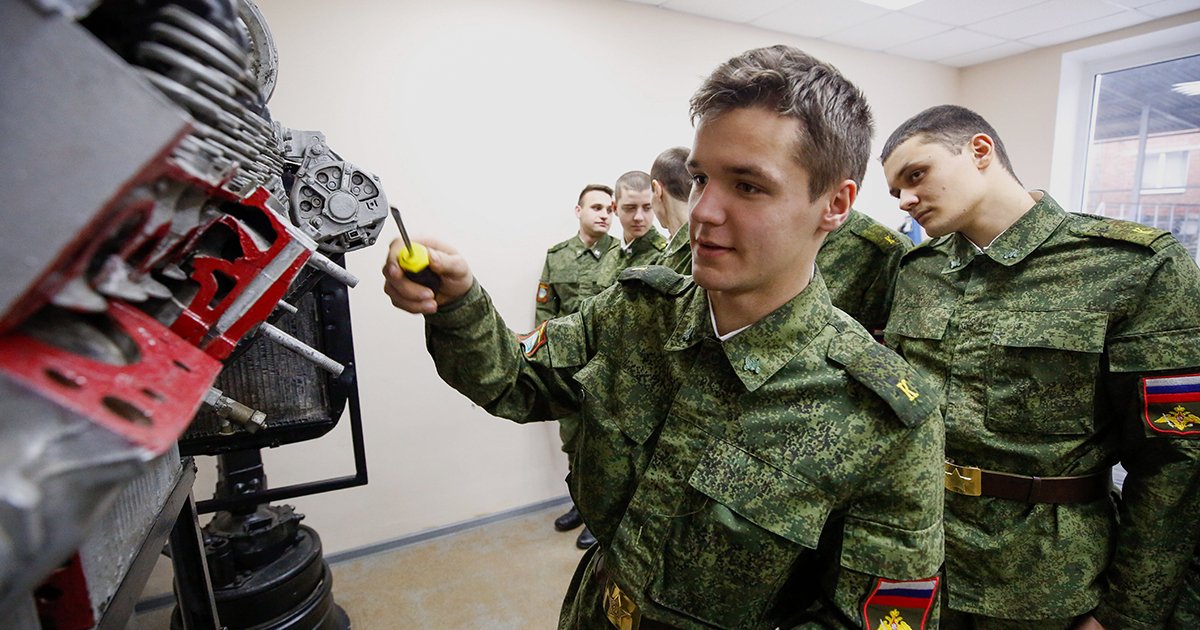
663;222;689;258
575;233;616;260
622;229;667;256
665;272;833;392
942;191;1065;273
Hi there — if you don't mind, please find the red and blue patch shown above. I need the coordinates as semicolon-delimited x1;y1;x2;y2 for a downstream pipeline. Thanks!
517;322;547;358
861;577;938;630
1143;373;1200;436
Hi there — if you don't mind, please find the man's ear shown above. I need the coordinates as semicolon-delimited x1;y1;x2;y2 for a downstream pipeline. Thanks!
574;204;583;219
819;179;856;232
970;133;995;170
651;179;664;202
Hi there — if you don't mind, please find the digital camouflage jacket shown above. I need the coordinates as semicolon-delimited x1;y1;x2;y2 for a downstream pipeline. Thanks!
817;209;911;336
597;229;667;286
654;222;691;276
535;233;618;325
426;267;945;629
885;193;1200;629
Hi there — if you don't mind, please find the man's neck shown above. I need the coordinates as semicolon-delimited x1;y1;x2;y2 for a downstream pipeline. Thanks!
961;184;1038;246
663;198;689;237
578;230;600;248
708;263;814;336
623;233;640;247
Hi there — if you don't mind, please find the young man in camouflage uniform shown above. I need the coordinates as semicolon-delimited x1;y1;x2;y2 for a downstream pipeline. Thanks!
536;183;618;548
384;46;945;629
598;171;666;284
815;209;911;337
881;104;1200;630
649;146;693;275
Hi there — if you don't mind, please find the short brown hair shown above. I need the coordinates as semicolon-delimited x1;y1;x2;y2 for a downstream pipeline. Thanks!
614;171;651;203
577;183;613;205
880;104;1019;181
651;147;691;203
689;45;873;201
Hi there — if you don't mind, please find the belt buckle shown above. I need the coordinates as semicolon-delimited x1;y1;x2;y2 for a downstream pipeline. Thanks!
944;461;982;496
603;580;642;630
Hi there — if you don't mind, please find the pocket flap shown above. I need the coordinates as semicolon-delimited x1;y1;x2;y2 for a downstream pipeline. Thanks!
886;307;951;340
688;441;832;549
573;358;658;444
991;311;1107;353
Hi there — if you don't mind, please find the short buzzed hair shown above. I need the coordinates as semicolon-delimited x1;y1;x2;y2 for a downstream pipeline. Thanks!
881;104;1019;181
651;147;691;203
614;171;651;203
689;45;873;201
577;183;613;205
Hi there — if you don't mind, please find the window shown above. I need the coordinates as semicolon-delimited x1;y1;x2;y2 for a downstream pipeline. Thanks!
1078;53;1200;259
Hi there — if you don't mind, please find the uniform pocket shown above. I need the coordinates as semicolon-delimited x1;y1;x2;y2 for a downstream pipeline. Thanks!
651;440;832;627
985;311;1107;435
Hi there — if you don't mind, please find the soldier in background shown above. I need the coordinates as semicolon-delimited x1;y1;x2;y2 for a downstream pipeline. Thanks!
598;171;666;283
816;209;910;337
649;146;693;274
534;183;617;548
384;45;945;629
882;104;1200;629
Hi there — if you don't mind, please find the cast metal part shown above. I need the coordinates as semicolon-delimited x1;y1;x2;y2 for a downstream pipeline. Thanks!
284;129;390;254
237;0;279;104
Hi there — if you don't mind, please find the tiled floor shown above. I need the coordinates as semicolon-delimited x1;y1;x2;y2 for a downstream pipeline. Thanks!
129;503;586;629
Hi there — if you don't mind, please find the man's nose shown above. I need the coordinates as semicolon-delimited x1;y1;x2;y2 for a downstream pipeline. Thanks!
899;191;919;213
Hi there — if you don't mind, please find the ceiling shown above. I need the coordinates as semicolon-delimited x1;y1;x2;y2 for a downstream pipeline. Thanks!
621;0;1200;67
1095;54;1200;139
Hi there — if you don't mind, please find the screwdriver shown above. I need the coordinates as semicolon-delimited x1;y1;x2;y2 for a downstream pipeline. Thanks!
390;206;442;293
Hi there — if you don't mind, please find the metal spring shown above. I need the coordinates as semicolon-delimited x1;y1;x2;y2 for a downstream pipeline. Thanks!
134;4;283;198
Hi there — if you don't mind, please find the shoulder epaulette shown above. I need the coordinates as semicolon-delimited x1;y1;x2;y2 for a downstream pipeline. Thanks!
617;265;689;296
1069;214;1172;250
826;325;939;427
853;222;911;253
900;235;949;260
547;238;574;254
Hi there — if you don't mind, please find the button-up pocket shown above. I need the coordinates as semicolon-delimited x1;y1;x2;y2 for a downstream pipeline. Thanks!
985;311;1107;435
651;440;832;627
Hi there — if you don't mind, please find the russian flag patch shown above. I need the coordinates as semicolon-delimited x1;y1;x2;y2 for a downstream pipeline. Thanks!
862;577;938;630
1143;373;1200;436
517;322;547;358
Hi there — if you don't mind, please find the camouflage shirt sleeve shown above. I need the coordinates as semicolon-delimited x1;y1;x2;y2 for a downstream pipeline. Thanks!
1096;240;1200;630
427;279;589;423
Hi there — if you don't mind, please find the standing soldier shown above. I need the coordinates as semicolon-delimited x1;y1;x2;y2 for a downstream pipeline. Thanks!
535;183;617;548
882;104;1200;629
384;45;945;629
598;171;666;283
649;146;693;275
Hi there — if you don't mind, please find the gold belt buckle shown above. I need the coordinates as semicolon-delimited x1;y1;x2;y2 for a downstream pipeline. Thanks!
944;461;982;496
604;580;642;630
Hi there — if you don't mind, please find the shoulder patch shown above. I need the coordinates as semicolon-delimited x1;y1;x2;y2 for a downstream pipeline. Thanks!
854;222;911;254
1070;215;1172;250
617;265;690;296
535;282;550;304
862;577;939;630
1142;373;1200;437
827;329;939;427
517;321;548;358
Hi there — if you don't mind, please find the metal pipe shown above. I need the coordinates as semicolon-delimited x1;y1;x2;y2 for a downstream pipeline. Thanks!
257;322;344;375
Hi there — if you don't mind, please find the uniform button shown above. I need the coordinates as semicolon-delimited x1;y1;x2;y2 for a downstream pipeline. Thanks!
1004;251;1018;259
949;258;960;268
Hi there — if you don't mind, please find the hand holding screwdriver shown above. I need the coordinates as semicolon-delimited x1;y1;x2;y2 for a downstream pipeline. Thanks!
390;206;442;293
382;211;473;315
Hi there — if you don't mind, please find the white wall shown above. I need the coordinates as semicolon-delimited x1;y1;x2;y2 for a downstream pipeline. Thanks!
231;0;959;554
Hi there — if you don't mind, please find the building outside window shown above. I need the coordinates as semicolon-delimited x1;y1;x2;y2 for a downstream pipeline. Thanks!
1080;53;1200;262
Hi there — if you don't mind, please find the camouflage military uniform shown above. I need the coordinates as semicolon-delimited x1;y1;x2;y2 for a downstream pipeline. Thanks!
884;193;1200;628
1171;550;1200;628
654;223;691;275
426;267;945;629
536;233;618;325
816;209;910;335
598;230;667;285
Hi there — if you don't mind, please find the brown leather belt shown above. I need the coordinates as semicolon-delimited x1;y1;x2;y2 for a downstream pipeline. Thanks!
945;462;1112;504
595;552;678;630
